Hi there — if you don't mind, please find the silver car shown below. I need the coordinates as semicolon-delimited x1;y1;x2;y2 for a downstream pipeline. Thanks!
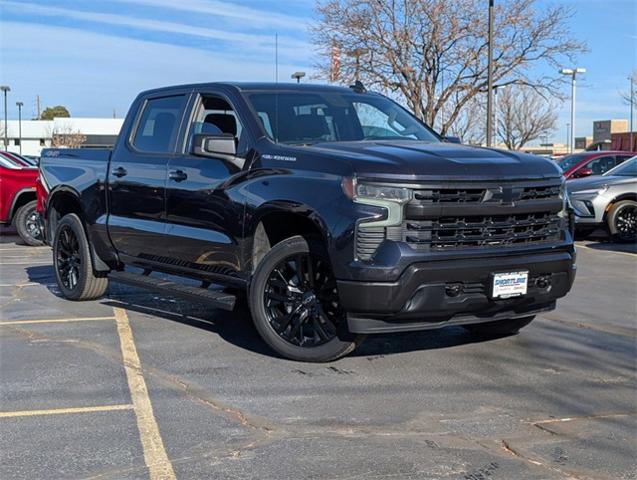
567;156;636;242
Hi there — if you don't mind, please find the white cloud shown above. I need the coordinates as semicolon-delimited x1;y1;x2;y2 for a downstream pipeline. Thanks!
1;1;311;59
0;21;315;118
111;0;310;31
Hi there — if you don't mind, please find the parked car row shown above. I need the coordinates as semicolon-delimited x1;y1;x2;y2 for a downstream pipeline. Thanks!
0;151;44;246
567;156;637;242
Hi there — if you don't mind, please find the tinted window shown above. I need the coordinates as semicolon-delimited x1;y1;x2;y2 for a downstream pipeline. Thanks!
133;95;185;153
245;91;438;145
605;157;637;176
557;153;589;171
584;155;616;175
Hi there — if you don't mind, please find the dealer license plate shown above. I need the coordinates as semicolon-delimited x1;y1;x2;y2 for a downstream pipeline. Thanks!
491;271;528;299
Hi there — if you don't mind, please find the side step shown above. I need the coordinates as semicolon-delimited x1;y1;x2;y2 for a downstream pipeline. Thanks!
109;271;236;311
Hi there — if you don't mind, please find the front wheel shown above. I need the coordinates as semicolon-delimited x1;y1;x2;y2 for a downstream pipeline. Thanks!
53;213;108;300
463;316;535;337
249;235;363;362
607;200;637;243
14;200;44;246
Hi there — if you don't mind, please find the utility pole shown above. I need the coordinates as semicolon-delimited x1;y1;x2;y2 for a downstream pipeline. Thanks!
630;75;634;152
559;67;586;153
1;85;10;150
36;94;41;120
566;123;570;151
486;0;495;147
16;101;23;155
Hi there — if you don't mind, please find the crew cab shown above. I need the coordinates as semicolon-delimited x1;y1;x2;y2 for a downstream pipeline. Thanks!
39;82;576;362
0;151;43;245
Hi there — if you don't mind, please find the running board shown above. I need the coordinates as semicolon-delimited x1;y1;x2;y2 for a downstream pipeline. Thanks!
109;271;236;311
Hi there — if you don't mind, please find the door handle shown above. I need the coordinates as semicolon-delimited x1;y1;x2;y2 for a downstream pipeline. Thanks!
169;170;188;182
111;166;128;178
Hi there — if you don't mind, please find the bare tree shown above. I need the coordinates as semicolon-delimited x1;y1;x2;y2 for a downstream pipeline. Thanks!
51;123;86;149
619;71;636;108
496;85;557;150
312;0;585;135
446;97;486;145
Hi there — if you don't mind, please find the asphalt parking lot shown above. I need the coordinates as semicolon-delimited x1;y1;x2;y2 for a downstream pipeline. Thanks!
1;230;635;480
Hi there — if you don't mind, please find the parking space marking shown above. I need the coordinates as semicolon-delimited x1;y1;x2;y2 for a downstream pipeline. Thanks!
0;316;115;326
0;283;40;287
0;404;134;419
0;261;51;265
114;307;176;480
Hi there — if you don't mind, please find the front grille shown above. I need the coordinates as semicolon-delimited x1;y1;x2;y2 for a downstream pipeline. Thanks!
404;212;561;250
355;180;564;260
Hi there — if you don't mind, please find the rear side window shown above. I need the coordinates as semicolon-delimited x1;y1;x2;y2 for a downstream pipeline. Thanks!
132;95;185;153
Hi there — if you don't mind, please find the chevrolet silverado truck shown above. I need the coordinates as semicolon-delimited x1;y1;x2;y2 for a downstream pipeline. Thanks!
39;82;576;362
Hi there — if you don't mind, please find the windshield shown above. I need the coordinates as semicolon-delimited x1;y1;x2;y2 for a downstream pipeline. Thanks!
604;156;636;177
244;91;439;145
557;153;589;171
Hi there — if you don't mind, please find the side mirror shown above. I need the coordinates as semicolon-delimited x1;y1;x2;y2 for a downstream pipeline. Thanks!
575;167;593;178
192;133;236;157
443;136;461;144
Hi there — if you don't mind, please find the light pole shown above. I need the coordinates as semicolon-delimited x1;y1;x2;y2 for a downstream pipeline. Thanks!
566;123;570;151
486;0;495;147
0;85;10;151
291;72;306;84
16;101;23;154
559;67;586;153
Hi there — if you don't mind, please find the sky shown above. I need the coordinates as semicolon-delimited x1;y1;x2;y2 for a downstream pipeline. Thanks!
0;0;635;144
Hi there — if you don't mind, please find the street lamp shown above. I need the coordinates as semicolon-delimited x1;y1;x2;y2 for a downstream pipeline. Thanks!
0;85;10;151
16;101;23;155
559;67;586;153
291;72;306;84
629;75;634;152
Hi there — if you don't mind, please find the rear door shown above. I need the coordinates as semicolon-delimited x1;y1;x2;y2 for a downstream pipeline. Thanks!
108;93;188;260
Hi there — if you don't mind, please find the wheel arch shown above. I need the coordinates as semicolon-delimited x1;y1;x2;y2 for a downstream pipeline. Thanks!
603;193;637;221
249;203;330;273
47;187;110;273
8;188;37;222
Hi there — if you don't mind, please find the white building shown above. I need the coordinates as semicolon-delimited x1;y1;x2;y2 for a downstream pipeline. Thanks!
1;117;123;156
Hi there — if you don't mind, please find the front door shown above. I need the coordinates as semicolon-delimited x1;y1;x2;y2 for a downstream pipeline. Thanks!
164;93;249;279
108;93;187;260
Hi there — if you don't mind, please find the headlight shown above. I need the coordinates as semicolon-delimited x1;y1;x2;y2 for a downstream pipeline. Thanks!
343;178;411;227
355;183;412;202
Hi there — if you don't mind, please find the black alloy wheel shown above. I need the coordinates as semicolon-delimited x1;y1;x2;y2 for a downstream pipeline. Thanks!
613;203;636;242
56;224;82;290
14;200;44;246
249;235;363;362
263;252;341;347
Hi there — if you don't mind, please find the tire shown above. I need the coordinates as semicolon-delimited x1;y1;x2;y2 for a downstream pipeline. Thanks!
249;235;364;362
463;315;535;337
607;200;637;243
53;213;108;300
13;200;44;246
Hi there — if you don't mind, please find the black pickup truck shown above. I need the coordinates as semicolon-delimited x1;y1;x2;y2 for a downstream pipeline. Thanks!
39;82;576;361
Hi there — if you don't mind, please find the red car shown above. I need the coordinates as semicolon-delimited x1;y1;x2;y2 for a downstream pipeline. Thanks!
0;151;44;245
558;151;634;180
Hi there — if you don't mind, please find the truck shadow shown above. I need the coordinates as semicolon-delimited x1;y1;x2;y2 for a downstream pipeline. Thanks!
25;264;506;360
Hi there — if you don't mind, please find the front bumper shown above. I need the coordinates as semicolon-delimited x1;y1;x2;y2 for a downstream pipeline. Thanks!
338;249;576;334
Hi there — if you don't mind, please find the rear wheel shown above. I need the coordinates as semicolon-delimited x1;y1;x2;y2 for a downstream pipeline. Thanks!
607;200;637;243
53;213;108;300
463;316;535;337
249;235;363;362
14;200;44;246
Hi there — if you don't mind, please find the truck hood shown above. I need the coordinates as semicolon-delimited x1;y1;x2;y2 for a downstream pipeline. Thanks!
308;140;562;181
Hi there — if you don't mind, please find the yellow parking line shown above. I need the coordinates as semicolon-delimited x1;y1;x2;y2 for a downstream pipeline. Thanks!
114;307;176;480
0;316;115;326
0;404;134;418
0;283;40;287
0;261;51;265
